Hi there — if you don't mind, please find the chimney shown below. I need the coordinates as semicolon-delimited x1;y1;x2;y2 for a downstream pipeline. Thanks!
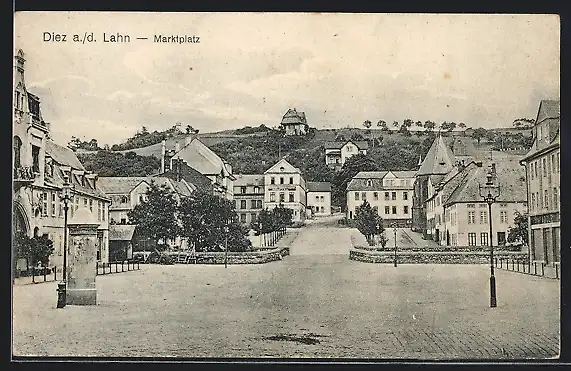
160;140;166;173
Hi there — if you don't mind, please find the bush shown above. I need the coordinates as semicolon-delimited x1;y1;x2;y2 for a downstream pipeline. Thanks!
147;251;174;265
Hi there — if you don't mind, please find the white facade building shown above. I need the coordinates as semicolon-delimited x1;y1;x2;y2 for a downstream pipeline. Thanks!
263;159;307;222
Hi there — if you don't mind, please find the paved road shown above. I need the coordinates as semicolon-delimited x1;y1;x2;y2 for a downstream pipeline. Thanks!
13;221;559;359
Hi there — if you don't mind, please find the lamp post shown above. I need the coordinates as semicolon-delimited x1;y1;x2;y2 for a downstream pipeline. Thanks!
224;220;229;269
393;226;398;267
56;174;72;308
479;167;501;308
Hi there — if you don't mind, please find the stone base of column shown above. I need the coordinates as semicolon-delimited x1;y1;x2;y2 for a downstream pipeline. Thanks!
66;288;97;305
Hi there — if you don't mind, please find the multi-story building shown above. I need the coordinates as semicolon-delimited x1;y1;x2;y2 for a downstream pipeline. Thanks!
426;161;527;246
280;108;309;136
163;135;235;200
412;134;456;237
264;159;307;222
520;100;560;267
13;49;111;269
324;140;369;170
306;182;332;216
346;170;416;227
233;174;265;225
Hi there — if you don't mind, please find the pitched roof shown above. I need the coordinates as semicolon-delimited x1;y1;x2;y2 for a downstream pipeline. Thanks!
392;170;418;178
264;158;302;174
98;177;149;194
347;171;414;191
234;174;265;187
521;100;560;161
172;137;234;178
158;161;214;194
537;100;560;123
443;161;527;206
307;182;331;192
281;108;307;125
324;140;369;150
353;171;389;179
417;134;456;176
109;225;137;241
45;140;85;170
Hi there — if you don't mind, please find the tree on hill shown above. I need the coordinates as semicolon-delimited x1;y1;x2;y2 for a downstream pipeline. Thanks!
424;120;436;132
377;120;387;129
363;120;372;129
392;120;399;128
512;118;535;129
332;153;379;210
441;121;457;132
458;122;466;129
398;123;412;136
415;120;423;128
127;181;181;250
402;119;414;128
471;127;487;145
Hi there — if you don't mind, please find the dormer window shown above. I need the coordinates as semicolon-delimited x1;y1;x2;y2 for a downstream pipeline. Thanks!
280;167;285;172
366;179;372;187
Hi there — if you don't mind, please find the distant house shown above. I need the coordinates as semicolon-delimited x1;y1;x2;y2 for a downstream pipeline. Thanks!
306;182;332;216
264;158;307;222
324;140;369;169
280;108;309;136
233;174;265;225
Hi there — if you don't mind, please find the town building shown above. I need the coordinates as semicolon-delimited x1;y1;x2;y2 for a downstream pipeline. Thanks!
412;134;457;237
425;161;527;246
233;174;265;225
520;100;560;267
157;157;214;195
280;108;309;136
263;158;307;222
13;49;111;270
98;176;193;255
164;135;235;200
346;170;416;227
324;140;369;170
306;182;332;216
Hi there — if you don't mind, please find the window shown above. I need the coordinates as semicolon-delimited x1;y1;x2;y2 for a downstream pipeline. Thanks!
467;203;475;208
289;177;294;184
51;192;56;217
479;203;487;208
89;199;93;212
530;163;534;180
384;192;389;200
480;211;487;224
392;192;397;200
241;187;246;194
366;179;372;187
392;206;397;214
257;200;262;209
480;232;489;246
544;190;549;209
270;192;275;202
500;211;507;224
554;187;558;207
240;213;247;223
74;197;79;211
552;154;556;174
42;192;48;217
120;218;127;225
542;158;547;177
362;192;367;201
497;232;506;246
373;192;378;200
321;206;324;213
403;206;409;214
280;177;284;185
289;192;295;202
254;186;260;194
279;193;285;203
320;196;324;202
468;211;476;224
385;206;390;215
102;203;106;221
240;200;247;209
531;193;535;211
537;191;541;209
355;192;360;201
270;177;275;185
97;201;101;220
251;213;257;223
13;136;22;168
468;233;477;246
403;191;408;200
58;196;63;217
534;161;538;178
251;200;257;209
32;145;40;173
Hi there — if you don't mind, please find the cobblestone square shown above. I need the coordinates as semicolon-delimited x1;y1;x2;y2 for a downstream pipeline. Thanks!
12;223;560;360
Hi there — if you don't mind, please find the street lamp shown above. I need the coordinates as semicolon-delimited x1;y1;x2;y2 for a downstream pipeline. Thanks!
479;167;501;308
393;226;398;267
56;173;72;308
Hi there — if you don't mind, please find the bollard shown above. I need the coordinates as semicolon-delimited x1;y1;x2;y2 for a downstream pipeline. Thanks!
517;260;520;272
137;262;140;270
512;259;515;271
43;267;47;282
54;266;57;281
534;262;537;275
541;262;545;276
115;263;118;273
556;264;559;279
500;258;502;268
122;261;124;272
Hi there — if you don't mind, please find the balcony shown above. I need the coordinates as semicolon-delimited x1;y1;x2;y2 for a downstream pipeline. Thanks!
13;166;37;183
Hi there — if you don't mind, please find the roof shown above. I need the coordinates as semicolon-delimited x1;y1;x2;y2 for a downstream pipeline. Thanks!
521;100;560;162
281;108;307;125
109;225;137;241
264;158;302;174
392;171;418;178
159;161;214;194
536;100;560;123
324;140;369;150
417;134;456;176
234;174;265;187
45;141;85;170
442;161;527;206
172;137;234;178
347;171;415;191
307;182;331;192
98;177;149;194
353;171;389;179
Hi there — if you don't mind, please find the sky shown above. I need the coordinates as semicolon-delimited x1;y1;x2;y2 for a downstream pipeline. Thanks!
14;12;560;147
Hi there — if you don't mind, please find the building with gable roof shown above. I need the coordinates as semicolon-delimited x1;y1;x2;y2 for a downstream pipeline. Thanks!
425;160;527;247
306;181;332;216
233;174;265;225
264;158;307;222
520;100;560;268
13;49;112;270
324;140;369;170
346;170;416;227
411;134;457;237
280;108;309;136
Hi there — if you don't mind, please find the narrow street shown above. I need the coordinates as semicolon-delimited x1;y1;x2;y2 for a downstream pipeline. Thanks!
13;218;559;359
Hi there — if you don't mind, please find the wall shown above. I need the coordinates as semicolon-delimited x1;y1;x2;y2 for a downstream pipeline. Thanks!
349;249;529;264
167;247;290;264
306;191;331;215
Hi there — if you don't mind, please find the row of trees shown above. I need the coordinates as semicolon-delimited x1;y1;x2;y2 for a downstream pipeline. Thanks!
110;123;199;151
252;207;293;247
364;119;467;133
127;182;294;253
